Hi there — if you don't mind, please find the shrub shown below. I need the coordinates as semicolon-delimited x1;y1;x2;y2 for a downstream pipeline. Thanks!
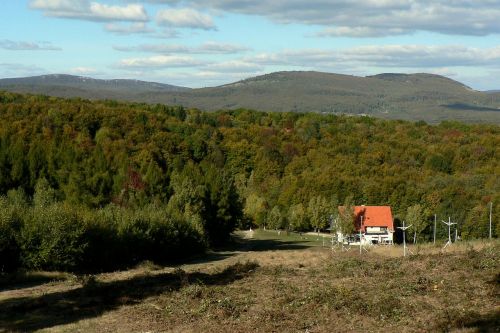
117;206;206;265
80;206;123;271
0;197;23;272
19;203;87;271
1;197;208;273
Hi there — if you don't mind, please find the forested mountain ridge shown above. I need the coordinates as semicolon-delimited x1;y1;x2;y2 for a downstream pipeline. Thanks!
0;90;498;226
1;71;499;124
0;91;498;272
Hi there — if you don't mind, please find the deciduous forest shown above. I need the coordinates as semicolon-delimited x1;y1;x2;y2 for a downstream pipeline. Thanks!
0;92;498;272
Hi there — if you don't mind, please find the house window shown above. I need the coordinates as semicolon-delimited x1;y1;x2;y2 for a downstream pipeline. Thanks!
366;226;388;234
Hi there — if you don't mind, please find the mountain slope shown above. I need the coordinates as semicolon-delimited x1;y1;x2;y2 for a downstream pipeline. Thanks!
1;71;499;123
0;74;189;101
150;71;500;123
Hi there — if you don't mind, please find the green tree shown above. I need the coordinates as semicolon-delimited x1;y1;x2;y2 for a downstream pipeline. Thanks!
288;203;308;231
203;165;242;245
167;169;206;237
337;196;355;236
28;140;47;188
9;139;27;188
462;204;489;239
244;193;267;228
0;196;22;272
85;145;113;207
406;204;428;244
33;178;57;208
307;195;330;233
267;205;284;231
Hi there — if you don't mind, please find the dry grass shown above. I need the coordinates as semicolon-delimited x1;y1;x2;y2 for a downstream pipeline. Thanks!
370;239;497;258
0;231;498;333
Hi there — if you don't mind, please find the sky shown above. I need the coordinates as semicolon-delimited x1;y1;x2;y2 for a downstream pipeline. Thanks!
0;0;499;90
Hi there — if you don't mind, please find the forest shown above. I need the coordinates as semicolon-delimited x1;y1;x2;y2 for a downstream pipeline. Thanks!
0;91;498;272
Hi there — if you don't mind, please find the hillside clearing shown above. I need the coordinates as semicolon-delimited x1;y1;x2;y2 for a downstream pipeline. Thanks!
0;231;498;333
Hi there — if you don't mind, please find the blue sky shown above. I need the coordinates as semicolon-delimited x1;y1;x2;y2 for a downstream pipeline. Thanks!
1;0;499;89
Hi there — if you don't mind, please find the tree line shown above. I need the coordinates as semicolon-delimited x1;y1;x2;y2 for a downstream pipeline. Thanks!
0;91;498;272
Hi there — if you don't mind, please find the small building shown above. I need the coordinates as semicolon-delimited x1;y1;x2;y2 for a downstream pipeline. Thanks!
337;205;394;245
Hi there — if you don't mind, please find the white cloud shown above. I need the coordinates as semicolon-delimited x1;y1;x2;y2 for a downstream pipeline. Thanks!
114;44;189;53
204;60;263;73
148;0;500;36
341;45;500;67
104;22;154;35
315;27;409;38
247;45;500;69
117;55;206;68
199;41;249;54
30;0;88;13
150;29;181;39
113;41;249;54
90;3;148;21
156;8;215;30
105;23;181;38
0;39;62;51
30;0;149;22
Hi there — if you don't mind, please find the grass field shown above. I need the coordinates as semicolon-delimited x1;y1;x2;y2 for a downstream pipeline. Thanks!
1;230;498;332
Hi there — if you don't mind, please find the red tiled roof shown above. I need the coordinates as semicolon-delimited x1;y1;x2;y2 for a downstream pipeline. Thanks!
339;206;394;232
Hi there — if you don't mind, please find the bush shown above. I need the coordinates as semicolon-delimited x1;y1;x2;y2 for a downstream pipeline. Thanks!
0;198;23;272
19;203;88;271
117;206;206;265
80;206;123;271
0;197;208;273
79;205;207;271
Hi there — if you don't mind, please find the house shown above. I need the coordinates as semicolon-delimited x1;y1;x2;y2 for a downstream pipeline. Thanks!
337;205;394;245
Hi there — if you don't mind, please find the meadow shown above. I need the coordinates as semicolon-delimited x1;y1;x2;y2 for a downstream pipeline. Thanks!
1;230;498;333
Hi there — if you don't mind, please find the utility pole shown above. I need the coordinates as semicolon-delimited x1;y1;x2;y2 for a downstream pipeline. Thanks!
433;214;437;245
442;217;456;249
331;218;337;253
397;220;412;257
359;215;363;255
331;233;336;254
330;215;335;235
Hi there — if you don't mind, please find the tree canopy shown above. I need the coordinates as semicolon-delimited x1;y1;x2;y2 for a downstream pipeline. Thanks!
0;91;498;272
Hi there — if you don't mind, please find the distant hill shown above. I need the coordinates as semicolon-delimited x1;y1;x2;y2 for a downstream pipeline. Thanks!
1;71;499;124
0;74;190;101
